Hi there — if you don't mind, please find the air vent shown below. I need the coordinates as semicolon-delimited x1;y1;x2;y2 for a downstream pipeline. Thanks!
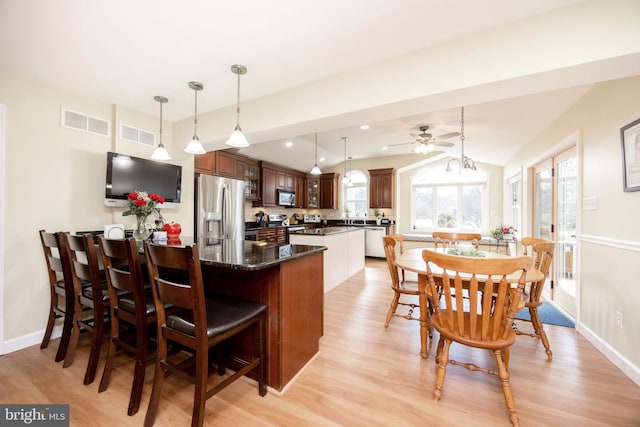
61;107;110;137
119;123;155;146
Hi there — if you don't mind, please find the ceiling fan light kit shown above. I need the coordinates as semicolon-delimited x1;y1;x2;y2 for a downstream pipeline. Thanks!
386;124;458;153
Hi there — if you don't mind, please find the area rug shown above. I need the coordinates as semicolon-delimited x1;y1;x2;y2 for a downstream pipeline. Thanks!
515;303;575;328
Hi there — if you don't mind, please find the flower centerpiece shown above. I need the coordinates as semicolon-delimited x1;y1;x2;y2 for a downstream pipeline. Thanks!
490;225;517;241
123;191;165;241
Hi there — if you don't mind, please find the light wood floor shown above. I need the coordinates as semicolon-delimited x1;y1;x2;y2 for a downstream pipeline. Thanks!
2;259;639;426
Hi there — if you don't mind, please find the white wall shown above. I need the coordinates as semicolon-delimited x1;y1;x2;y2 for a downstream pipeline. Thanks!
504;74;640;380
0;70;193;348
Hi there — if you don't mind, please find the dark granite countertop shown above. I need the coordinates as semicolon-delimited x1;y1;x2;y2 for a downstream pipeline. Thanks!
144;238;326;271
290;226;365;236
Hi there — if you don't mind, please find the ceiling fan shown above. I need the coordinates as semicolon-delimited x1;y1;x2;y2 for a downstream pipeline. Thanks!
387;125;460;154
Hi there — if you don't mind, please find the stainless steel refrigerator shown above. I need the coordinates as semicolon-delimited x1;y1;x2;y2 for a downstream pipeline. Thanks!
195;174;245;247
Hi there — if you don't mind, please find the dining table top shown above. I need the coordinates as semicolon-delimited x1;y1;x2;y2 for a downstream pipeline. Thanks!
395;247;544;283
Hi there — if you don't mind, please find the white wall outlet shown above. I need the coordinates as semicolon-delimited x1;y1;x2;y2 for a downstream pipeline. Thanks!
615;310;623;329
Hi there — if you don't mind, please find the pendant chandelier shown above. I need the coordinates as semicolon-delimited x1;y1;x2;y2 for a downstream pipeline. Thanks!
225;64;249;148
341;137;349;184
347;156;353;187
151;96;171;161
310;132;321;175
446;106;477;173
184;81;206;154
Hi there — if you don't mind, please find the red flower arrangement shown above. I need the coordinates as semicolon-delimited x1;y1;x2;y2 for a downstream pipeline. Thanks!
122;191;165;218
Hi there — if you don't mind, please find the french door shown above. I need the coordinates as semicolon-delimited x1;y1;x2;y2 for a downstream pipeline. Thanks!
532;147;577;318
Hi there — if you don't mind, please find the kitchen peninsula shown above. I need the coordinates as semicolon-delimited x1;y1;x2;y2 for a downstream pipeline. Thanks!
289;226;365;292
197;239;326;393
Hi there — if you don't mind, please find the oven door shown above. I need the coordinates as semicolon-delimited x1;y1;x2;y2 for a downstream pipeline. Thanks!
244;229;258;241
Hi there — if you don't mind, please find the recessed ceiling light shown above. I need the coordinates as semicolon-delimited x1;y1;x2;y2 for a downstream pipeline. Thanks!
285;141;293;148
381;146;389;151
360;124;370;130
319;157;326;162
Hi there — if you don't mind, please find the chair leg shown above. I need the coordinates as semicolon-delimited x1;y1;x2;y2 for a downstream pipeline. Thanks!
98;336;118;393
384;293;400;329
144;343;168;427
55;296;75;363
128;326;149;416
84;310;105;385
63;304;83;368
434;339;451;401
530;307;553;360
41;295;57;350
192;346;209;427
493;349;519;427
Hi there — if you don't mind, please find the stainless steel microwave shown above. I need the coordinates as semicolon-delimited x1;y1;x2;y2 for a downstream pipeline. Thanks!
277;189;296;207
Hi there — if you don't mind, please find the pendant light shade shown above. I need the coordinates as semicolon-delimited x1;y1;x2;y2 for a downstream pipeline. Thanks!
151;96;171;161
226;64;249;148
184;81;206;154
310;132;321;175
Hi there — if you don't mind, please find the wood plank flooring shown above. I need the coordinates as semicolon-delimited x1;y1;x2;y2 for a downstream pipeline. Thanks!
1;259;639;426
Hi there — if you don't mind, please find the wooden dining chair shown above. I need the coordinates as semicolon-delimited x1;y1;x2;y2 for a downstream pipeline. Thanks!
422;249;532;427
63;233;110;385
382;235;420;329
515;237;556;360
143;241;267;427
39;230;77;363
97;236;157;416
432;231;481;250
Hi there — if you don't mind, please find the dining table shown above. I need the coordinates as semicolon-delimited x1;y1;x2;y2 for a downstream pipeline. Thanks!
394;247;543;359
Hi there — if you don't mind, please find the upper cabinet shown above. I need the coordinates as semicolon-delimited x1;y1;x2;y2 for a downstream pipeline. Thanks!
320;173;339;209
194;150;236;178
369;168;395;209
307;178;319;208
237;157;260;201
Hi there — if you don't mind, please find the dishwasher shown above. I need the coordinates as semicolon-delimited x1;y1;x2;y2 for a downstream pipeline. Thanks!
364;226;387;258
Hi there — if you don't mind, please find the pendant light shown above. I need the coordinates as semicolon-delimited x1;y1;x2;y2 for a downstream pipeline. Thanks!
310;132;321;175
151;96;171;161
347;156;353;187
446;106;477;174
225;64;249;147
184;81;206;154
341;137;349;183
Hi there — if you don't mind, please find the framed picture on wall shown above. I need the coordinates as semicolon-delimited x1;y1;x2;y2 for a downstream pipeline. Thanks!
621;117;640;192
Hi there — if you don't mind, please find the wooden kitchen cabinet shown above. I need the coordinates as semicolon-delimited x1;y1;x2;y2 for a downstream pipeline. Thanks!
193;150;237;178
237;157;260;200
261;166;278;206
369;168;395;208
295;175;306;208
320;172;339;209
258;227;286;243
307;178;319;208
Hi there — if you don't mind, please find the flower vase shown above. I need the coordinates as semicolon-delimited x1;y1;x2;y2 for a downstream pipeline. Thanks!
133;215;152;242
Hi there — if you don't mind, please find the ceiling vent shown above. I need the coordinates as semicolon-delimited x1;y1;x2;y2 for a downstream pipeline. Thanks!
61;107;110;137
119;123;155;146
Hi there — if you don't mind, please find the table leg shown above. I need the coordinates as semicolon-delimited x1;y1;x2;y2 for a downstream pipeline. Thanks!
418;273;429;358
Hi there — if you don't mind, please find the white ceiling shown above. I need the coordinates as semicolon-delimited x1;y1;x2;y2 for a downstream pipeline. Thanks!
2;0;637;170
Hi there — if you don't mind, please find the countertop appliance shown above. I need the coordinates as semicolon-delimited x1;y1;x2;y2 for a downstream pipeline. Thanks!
195;175;245;247
303;214;321;223
364;226;387;258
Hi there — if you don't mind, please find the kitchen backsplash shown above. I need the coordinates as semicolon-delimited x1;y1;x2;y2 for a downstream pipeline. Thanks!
244;201;395;223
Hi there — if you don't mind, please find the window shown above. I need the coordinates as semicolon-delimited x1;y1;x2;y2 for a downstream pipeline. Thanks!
411;168;488;232
342;170;368;216
506;172;521;232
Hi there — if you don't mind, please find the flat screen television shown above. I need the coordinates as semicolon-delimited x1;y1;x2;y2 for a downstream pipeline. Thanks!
104;151;182;209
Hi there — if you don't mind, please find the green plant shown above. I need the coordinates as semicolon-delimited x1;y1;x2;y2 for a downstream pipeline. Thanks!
373;209;382;218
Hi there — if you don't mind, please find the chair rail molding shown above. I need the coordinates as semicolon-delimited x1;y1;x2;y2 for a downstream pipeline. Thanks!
579;234;640;253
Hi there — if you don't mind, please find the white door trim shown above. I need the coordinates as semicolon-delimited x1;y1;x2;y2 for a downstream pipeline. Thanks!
0;104;6;354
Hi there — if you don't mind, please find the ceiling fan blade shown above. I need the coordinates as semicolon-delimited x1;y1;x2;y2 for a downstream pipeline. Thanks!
433;141;455;147
434;131;460;141
386;141;415;148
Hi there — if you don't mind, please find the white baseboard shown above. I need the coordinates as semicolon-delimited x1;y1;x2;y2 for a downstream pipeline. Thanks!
577;321;640;387
1;325;61;355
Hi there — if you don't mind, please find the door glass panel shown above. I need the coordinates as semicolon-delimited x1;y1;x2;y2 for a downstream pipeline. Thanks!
555;150;577;313
535;167;553;240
